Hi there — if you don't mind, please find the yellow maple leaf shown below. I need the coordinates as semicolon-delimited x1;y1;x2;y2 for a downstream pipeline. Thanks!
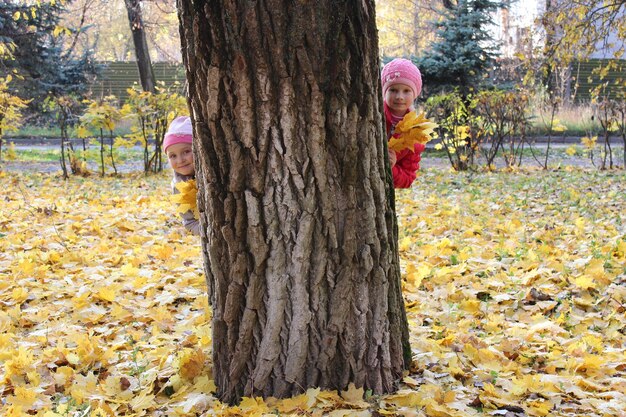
460;298;481;314
272;391;313;413
340;382;370;408
399;236;412;252
11;287;28;304
388;111;438;152
571;353;604;375
196;324;212;347
10;385;38;408
193;375;217;393
424;400;456;417
96;286;116;302
171;179;199;219
15;258;35;276
237;396;271;416
4;346;35;380
130;392;156;412
176;348;207;381
382;389;422;408
154;244;174;260
121;263;139;277
573;275;596;290
585;258;610;285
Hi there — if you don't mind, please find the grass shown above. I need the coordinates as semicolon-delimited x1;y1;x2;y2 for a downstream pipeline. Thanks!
6;142;623;170
9;148;61;162
6;146;146;164
529;103;601;136
6;102;617;141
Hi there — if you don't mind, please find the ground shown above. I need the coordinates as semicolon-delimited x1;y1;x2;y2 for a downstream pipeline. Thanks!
0;147;625;417
2;141;624;173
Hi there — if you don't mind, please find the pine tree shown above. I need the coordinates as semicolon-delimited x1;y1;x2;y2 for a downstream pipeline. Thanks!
0;1;98;107
417;0;506;96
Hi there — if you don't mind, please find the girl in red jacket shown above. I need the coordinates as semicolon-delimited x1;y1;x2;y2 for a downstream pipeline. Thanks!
164;116;200;235
381;58;425;189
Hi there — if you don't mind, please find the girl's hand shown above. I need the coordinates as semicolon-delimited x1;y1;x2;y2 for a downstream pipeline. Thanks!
388;149;397;167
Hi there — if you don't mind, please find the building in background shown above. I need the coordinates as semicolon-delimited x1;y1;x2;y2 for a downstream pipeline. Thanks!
493;0;625;60
492;0;543;58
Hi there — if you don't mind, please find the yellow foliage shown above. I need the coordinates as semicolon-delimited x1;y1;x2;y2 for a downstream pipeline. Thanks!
171;179;199;219
388;112;438;152
565;146;577;156
6;142;17;160
581;136;597;149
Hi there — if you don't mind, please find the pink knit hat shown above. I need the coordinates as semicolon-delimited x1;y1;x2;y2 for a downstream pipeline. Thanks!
163;116;192;153
381;58;422;98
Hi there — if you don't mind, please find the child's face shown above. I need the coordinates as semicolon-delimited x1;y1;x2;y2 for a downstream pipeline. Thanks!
166;143;195;176
384;83;416;116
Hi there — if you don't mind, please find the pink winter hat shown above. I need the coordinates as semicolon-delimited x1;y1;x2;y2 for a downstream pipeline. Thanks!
381;58;422;97
163;116;193;152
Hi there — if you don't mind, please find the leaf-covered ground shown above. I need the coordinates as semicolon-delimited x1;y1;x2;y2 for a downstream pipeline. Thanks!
1;168;624;417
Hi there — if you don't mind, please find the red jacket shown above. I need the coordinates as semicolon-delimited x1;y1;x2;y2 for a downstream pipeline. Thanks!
385;104;424;189
391;143;425;188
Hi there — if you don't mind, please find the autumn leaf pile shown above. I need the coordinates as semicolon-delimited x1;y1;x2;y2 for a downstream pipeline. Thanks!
1;168;625;417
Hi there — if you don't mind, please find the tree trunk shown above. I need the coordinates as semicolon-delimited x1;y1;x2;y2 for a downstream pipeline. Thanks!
124;0;156;93
177;0;410;404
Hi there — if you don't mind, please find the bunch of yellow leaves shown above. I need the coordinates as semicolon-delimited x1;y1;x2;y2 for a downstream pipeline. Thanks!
388;111;438;152
171;179;199;219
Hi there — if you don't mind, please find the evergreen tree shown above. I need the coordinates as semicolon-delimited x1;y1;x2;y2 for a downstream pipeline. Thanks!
0;1;98;109
417;0;506;96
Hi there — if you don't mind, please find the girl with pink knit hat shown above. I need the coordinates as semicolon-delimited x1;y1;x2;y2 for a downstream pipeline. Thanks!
381;58;425;188
163;115;200;235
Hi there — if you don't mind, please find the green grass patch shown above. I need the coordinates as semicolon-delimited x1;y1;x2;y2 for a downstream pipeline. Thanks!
11;147;145;164
13;148;62;162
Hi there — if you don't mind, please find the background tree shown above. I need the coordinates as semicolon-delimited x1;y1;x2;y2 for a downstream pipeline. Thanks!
0;0;98;113
376;0;443;58
124;0;156;92
60;0;181;62
177;0;410;404
0;76;29;165
417;0;506;96
542;0;625;63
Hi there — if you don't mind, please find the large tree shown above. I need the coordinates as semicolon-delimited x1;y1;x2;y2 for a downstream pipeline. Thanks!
177;0;410;404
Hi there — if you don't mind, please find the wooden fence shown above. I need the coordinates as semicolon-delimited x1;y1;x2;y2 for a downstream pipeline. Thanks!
89;61;186;102
571;59;625;101
54;58;626;104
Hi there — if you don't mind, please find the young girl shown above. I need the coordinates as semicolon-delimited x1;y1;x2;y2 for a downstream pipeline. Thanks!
381;58;426;189
163;116;200;235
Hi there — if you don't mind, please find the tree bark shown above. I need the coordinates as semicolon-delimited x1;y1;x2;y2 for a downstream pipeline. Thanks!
124;0;156;93
177;0;410;404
